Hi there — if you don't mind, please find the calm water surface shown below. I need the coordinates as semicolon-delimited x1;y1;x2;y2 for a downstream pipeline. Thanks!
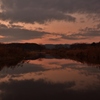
0;58;100;100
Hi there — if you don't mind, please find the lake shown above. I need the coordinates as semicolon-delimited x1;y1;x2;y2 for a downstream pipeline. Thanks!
0;58;100;100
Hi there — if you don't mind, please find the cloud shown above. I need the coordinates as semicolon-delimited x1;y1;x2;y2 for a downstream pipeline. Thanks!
63;27;100;40
0;0;100;43
0;23;8;28
0;0;100;23
0;23;50;42
50;26;100;41
0;23;100;43
0;0;77;23
97;24;100;29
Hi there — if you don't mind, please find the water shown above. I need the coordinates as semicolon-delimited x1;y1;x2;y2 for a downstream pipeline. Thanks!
0;58;100;100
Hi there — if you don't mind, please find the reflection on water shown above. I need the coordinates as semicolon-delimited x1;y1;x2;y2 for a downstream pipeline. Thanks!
0;58;100;100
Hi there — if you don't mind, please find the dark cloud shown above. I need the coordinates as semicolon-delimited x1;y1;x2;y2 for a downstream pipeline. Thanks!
48;38;61;41
45;33;87;41
0;0;77;23
0;0;100;23
78;27;100;37
0;23;50;42
51;26;100;41
61;34;87;40
66;29;100;40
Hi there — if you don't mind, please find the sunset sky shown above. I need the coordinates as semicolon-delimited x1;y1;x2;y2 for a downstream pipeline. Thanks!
0;0;100;44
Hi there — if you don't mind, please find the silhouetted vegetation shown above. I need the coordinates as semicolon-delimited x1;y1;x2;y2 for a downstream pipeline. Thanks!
0;43;45;70
45;42;100;65
0;42;100;69
66;42;100;65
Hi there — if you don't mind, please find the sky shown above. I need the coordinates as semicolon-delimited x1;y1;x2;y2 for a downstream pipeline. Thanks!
0;0;100;44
